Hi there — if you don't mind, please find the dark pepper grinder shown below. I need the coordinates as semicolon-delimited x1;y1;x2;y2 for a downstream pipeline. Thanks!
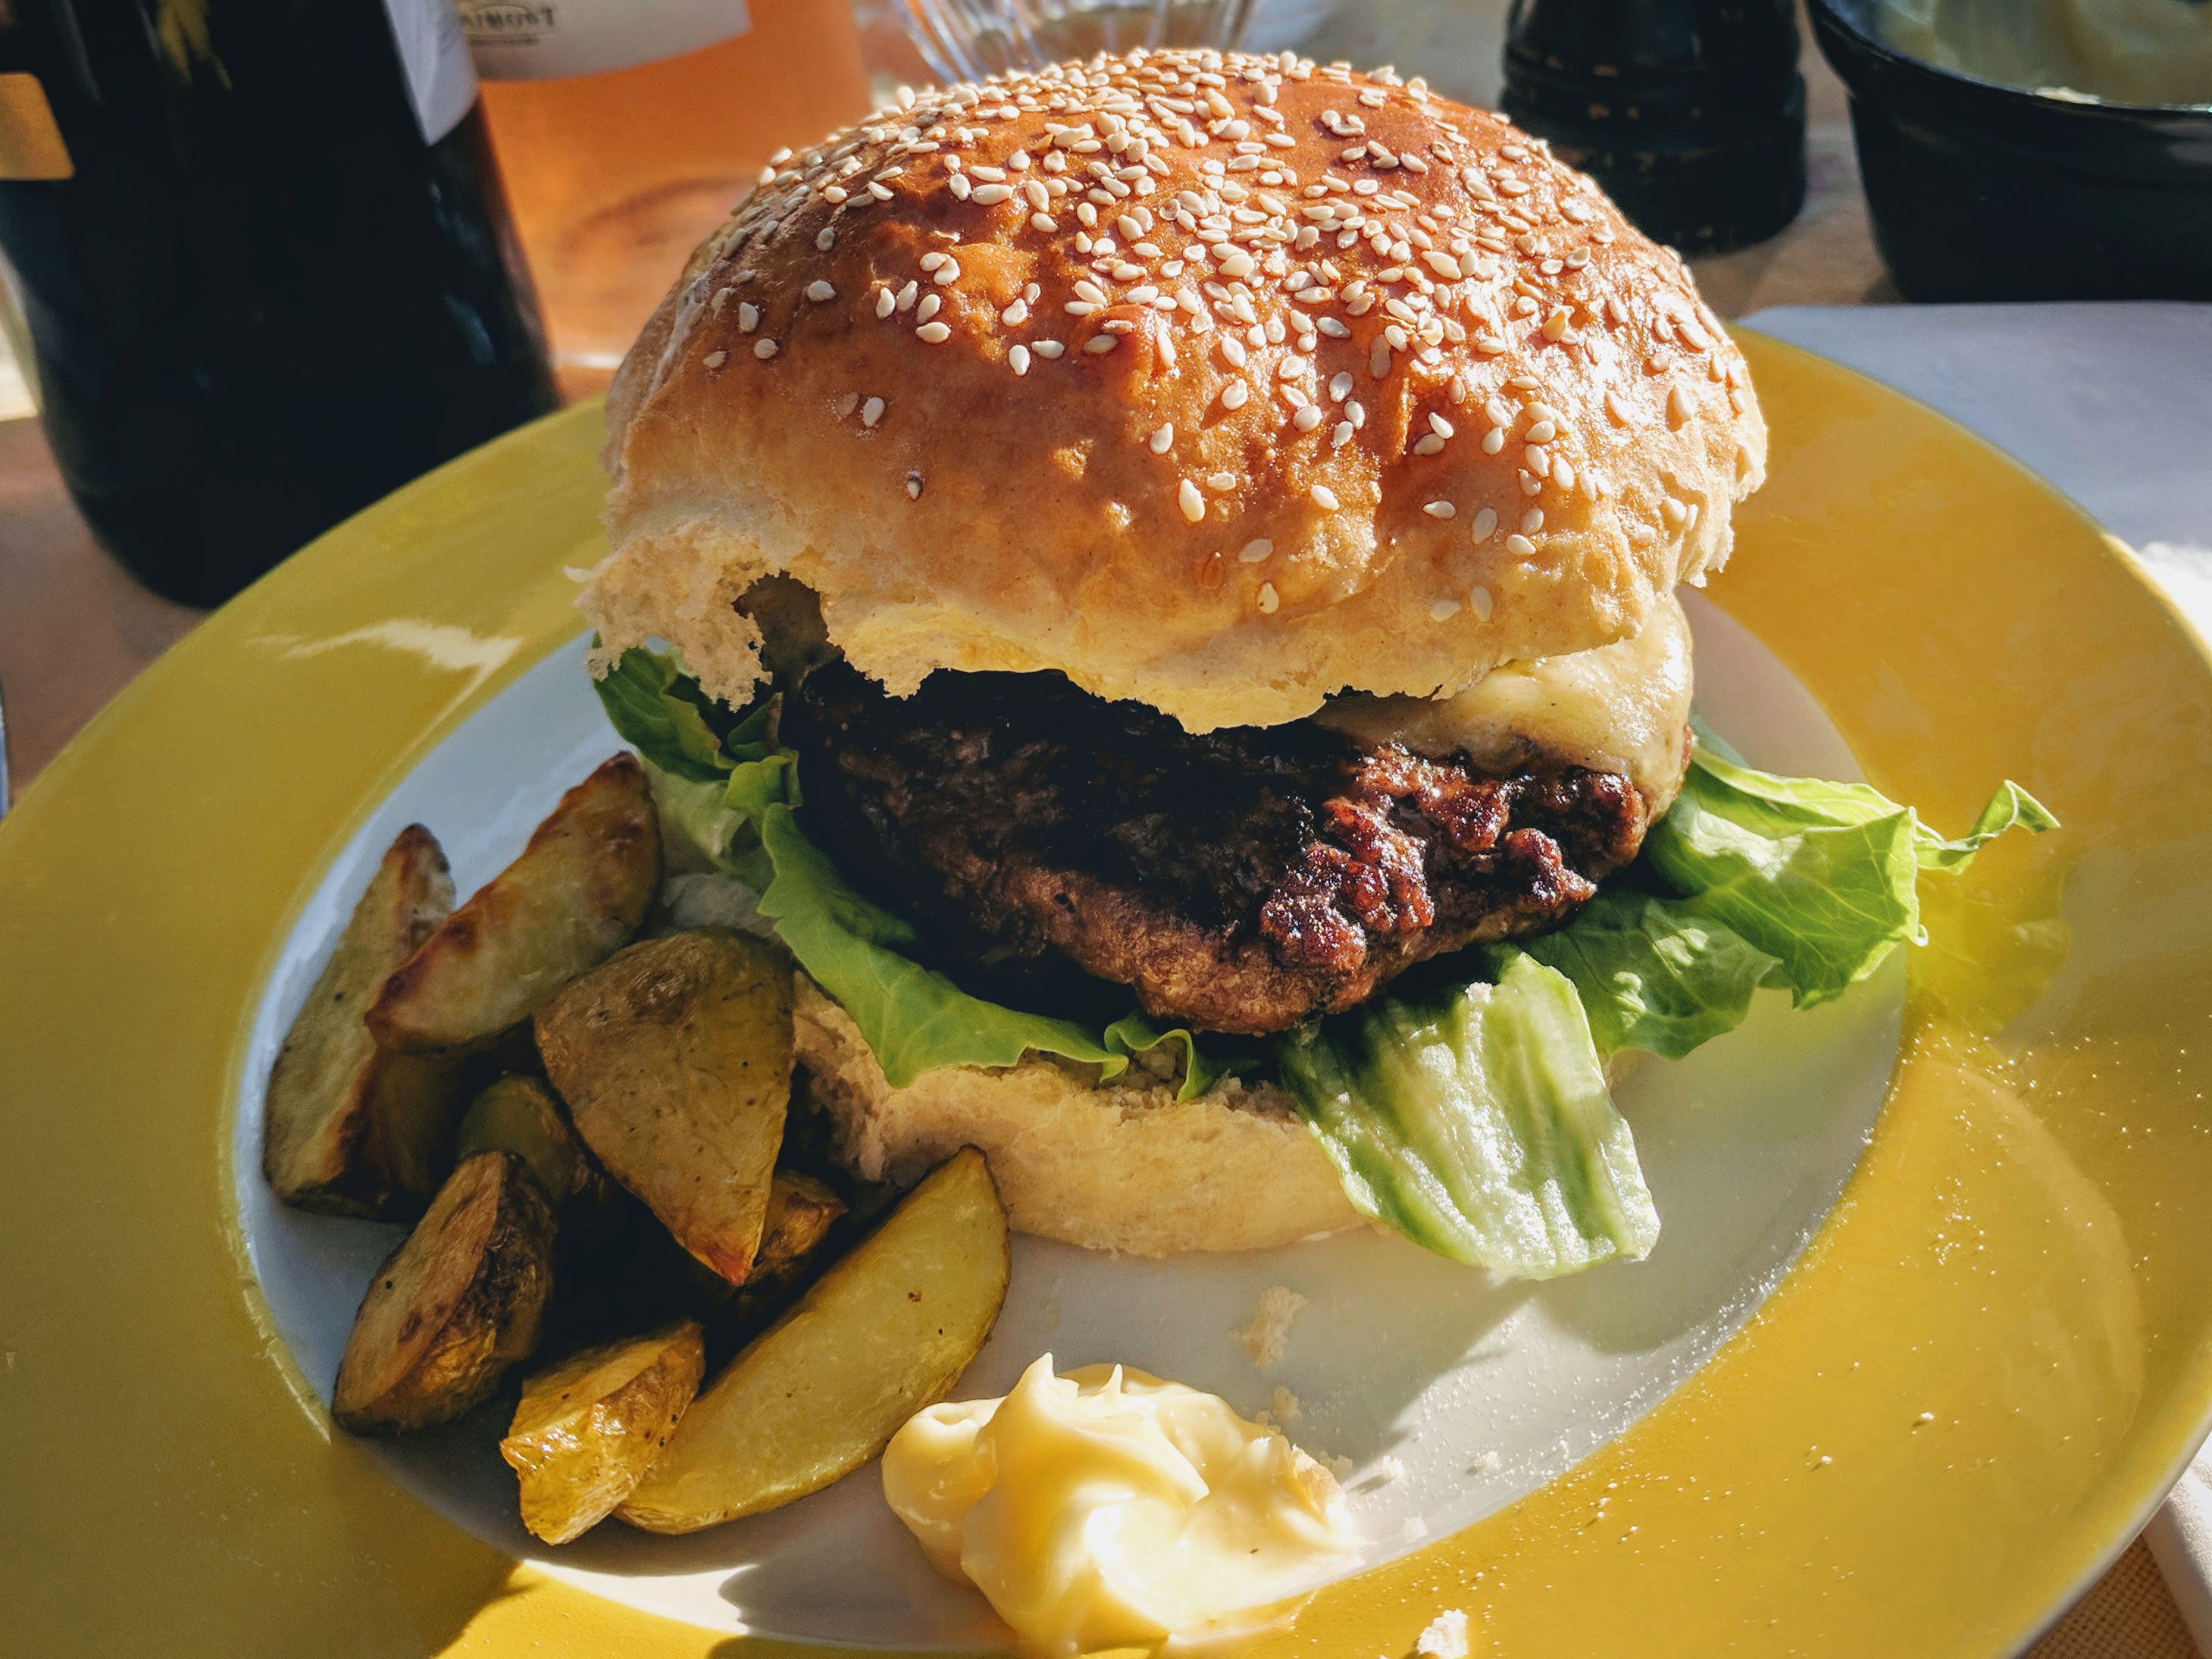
1501;0;1807;254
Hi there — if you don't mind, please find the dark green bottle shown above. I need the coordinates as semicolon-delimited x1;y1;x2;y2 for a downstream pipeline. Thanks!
0;0;558;606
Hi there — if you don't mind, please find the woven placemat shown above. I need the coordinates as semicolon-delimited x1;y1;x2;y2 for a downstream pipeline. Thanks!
2030;1538;2198;1659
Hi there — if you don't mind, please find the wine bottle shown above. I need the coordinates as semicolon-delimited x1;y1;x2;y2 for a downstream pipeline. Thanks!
0;0;559;606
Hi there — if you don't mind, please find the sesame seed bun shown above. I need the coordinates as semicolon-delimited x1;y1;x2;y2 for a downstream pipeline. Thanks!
584;50;1766;732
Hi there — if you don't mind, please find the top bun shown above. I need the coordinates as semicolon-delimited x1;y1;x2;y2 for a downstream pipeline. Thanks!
587;50;1766;731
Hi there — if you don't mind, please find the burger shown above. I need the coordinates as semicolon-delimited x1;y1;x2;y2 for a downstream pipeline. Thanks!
577;51;2040;1274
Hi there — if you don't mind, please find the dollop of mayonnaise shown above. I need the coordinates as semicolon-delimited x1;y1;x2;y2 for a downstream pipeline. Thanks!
881;1356;1359;1658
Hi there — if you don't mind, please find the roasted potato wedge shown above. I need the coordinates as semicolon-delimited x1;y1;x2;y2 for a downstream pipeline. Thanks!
537;930;793;1285
368;753;661;1053
615;1147;1009;1532
501;1320;706;1545
264;824;467;1217
333;1150;558;1435
456;1075;595;1209
731;1171;846;1322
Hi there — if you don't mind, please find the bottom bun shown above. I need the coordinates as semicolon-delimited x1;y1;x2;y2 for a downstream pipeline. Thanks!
793;978;1362;1257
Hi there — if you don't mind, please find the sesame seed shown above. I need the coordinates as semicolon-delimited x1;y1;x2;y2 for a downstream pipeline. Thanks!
1331;421;1353;447
1294;403;1323;431
1310;484;1340;510
703;349;728;368
1669;384;1692;427
1522;507;1544;533
1009;344;1031;375
915;321;951;343
1328;371;1353;402
862;396;885;426
1003;298;1029;325
1524;445;1550;477
1239;537;1273;562
1222;380;1250;409
1469;584;1494;619
806;280;836;303
816;228;836;252
1553;457;1575;491
1179;478;1206;522
1506;533;1537;556
1431;598;1460;621
737;303;760;333
753;338;778;360
1084;334;1119;353
1413;435;1444;456
1423;500;1455;518
1033;340;1065;358
1470;506;1498;541
934;261;961;285
1257;581;1280;613
1428;412;1453;439
970;183;1014;204
1150;423;1175;454
896;281;918;311
918;251;949;272
1278;355;1306;380
874;287;896;319
906;471;923;499
1525;418;1557;443
916;293;942;323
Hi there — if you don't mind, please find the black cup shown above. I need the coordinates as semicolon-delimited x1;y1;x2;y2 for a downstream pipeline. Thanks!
1810;0;2212;302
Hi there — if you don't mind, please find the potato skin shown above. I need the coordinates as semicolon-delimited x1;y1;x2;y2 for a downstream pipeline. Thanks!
616;1148;1009;1532
333;1150;558;1435
264;824;466;1219
537;930;793;1285
368;753;662;1053
731;1171;846;1327
455;1075;596;1210
500;1320;706;1545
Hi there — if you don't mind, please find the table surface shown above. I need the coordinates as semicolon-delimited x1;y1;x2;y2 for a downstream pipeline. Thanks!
0;12;2196;1657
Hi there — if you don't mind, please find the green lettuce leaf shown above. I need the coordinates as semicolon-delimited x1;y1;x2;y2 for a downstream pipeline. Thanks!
1276;953;1660;1278
752;804;1128;1088
593;646;738;783
1515;886;1780;1060
1645;751;2057;1009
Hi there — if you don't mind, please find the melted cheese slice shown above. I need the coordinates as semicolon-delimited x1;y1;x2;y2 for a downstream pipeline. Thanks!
881;1356;1356;1657
1314;593;1693;812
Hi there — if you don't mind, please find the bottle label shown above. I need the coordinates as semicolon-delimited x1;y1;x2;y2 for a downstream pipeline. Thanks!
457;0;752;82
0;73;74;180
382;0;479;143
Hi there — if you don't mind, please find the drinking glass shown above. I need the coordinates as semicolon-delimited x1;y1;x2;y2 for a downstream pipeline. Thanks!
898;0;1256;82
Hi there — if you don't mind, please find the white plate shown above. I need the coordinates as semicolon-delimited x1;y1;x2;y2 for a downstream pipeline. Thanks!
231;591;1901;1646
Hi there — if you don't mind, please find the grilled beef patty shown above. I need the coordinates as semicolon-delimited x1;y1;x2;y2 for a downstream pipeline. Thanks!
781;661;1648;1036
